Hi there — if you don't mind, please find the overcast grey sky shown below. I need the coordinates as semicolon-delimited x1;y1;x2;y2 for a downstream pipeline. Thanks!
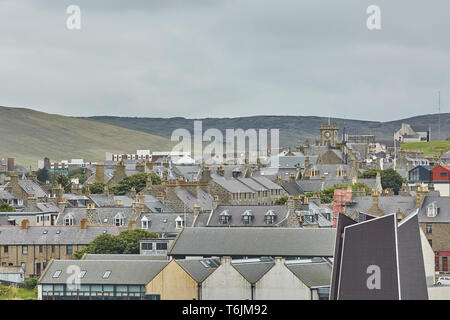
0;0;449;121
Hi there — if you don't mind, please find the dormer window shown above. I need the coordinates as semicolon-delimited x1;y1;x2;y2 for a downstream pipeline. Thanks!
114;212;125;226
175;216;185;229
219;210;230;224
264;210;276;225
64;214;74;226
242;210;253;225
141;216;149;229
427;203;439;218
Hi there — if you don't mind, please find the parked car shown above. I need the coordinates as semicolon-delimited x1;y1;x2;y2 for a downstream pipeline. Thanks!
436;276;450;285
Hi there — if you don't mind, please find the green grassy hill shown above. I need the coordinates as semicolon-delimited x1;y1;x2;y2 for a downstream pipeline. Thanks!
401;141;450;157
0;106;173;169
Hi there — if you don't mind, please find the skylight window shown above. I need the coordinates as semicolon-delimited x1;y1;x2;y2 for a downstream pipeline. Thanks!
102;270;111;279
52;270;62;278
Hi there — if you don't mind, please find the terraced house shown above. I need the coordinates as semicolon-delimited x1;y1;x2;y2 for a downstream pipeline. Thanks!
0;219;126;277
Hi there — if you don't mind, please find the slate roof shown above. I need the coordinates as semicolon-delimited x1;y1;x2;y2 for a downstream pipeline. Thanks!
285;261;332;288
57;207;135;226
212;179;255;194
0;189;16;200
17;180;47;198
83;254;168;261
251;176;283;190
207;205;289;227
0;225;125;245
348;196;417;216
89;194;134;207
39;260;168;285
177;258;220;282
137;213;193;234
268;156;318;169
418;196;450;223
176;189;213;211
168;227;336;257
142;195;173;213
281;181;304;195
232;258;275;283
36;202;59;212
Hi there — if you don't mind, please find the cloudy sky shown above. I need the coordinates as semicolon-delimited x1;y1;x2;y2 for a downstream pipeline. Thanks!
1;0;449;121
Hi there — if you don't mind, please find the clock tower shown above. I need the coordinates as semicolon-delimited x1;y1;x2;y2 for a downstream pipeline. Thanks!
320;124;339;147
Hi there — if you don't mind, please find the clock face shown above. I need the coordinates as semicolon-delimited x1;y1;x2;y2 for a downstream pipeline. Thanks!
324;131;331;138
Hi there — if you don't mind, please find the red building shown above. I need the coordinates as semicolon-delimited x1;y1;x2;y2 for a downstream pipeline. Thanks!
431;165;450;182
332;187;353;227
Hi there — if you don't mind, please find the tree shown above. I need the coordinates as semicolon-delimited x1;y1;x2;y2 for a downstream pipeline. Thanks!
359;168;404;194
274;196;288;205
0;202;14;212
111;172;161;196
88;182;107;194
55;174;72;193
73;229;158;259
36;168;50;184
305;182;372;204
68;168;91;185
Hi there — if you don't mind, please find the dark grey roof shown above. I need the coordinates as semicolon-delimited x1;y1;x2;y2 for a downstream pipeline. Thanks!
0;190;16;200
89;194;133;207
36;202;59;212
212;178;255;194
0;225;125;245
232;258;275;283
177;258;219;282
238;178;267;192
281;181;304;195
57;207;136;226
17;180;47;198
285;261;332;288
39;260;168;285
207;205;289;227
83;254;168;261
348;196;417;216
418;196;450;223
268;155;318;169
142;195;173;213
297;180;324;192
168;227;336;257
176;189;213;211
250;177;283;190
137;213;193;234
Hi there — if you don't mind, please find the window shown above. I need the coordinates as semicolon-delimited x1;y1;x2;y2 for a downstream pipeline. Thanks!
114;213;125;226
103;270;112;279
4;246;8;254
243;215;250;224
141;242;153;250
440;172;448;177
64;214;74;226
52;270;62;278
156;243;168;250
51;245;55;253
265;215;275;225
22;245;28;255
219;215;229;224
39;245;43;253
141;217;149;229
66;245;73;255
426;225;432;234
175;217;185;229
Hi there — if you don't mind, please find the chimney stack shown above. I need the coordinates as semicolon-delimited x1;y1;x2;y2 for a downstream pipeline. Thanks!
289;173;295;183
212;195;219;210
129;220;136;230
20;219;30;229
95;162;105;184
193;202;201;217
80;218;88;229
86;203;97;224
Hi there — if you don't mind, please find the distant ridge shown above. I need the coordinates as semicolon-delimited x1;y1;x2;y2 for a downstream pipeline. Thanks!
0;106;172;168
80;113;450;147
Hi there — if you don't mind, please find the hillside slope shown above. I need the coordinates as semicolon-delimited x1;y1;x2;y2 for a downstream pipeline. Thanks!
80;113;450;147
0;107;172;168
